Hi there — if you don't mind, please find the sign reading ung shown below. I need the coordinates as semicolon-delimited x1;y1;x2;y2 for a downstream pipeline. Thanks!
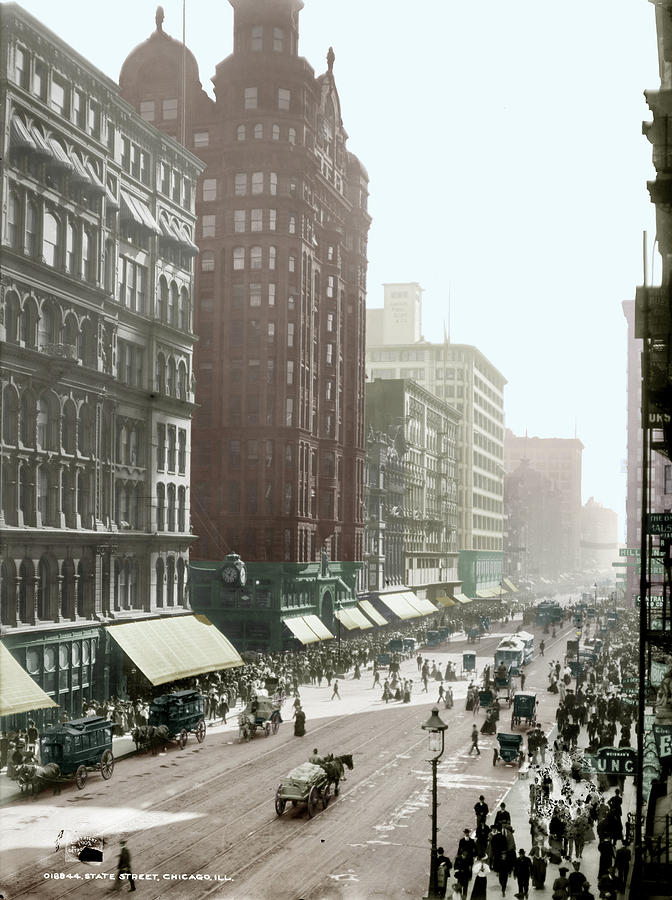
583;746;637;776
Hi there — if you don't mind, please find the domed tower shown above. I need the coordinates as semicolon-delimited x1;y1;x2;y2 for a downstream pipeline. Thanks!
119;5;214;143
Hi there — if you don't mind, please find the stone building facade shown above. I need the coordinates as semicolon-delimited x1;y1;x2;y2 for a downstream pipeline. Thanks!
118;0;371;571
0;3;203;721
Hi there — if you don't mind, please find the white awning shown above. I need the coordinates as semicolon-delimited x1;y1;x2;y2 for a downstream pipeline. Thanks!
49;138;74;170
30;126;53;158
10;117;36;150
343;606;374;629
0;642;59;717
359;600;388;626
284;616;320;644
302;614;334;640
120;190;161;233
106;614;243;686
401;591;437;616
70;153;91;184
335;609;359;630
86;162;106;194
377;592;421;620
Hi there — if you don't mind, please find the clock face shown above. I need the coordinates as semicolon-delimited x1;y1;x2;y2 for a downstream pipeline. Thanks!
222;565;238;584
239;564;247;586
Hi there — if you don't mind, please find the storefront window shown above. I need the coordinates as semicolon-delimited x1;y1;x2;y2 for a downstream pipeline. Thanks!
26;647;40;675
72;642;81;666
44;646;56;672
59;645;69;668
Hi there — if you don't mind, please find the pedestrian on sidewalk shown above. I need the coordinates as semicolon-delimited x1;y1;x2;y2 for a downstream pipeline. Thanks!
372;668;380;689
474;795;489;824
539;639;545;657
567;860;588;898
490;828;509;895
331;679;341;700
470;859;489;899
551;866;570;900
468;724;481;756
454;849;473;899
529;845;547;889
114;840;135;892
513;848;532;899
615;841;631;892
494;803;511;830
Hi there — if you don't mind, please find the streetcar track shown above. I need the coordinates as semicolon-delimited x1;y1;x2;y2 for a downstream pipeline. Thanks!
7;619;575;899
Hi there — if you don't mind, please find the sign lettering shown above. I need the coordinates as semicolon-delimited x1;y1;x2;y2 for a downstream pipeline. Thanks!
583;747;637;776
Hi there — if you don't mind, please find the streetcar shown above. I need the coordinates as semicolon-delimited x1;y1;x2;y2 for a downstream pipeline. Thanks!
494;635;528;675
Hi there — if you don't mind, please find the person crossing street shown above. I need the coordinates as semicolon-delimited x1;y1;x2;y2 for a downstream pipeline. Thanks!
468;724;481;756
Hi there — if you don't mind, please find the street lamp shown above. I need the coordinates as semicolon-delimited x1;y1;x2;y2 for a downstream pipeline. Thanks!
422;707;448;900
335;597;342;673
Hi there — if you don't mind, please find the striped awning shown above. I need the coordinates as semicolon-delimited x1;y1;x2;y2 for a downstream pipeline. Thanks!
503;578;519;593
284;616;321;645
0;642;59;717
401;591;437;615
10;117;36;150
302;614;334;641
436;595;456;607
106;614;242;686
49;138;74;170
120;190;161;233
453;593;473;605
335;608;359;631
30;126;53;158
336;606;373;630
70;153;91;184
377;592;421;620
359;600;388;626
345;606;374;629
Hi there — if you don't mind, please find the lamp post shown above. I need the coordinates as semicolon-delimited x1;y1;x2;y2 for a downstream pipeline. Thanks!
335;597;342;673
422;707;448;899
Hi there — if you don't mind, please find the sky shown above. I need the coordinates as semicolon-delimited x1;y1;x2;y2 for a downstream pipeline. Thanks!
13;0;661;539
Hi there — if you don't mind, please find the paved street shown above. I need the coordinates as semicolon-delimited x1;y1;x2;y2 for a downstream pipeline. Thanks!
1;612;582;899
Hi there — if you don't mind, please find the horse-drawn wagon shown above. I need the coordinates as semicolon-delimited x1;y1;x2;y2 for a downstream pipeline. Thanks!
238;692;282;742
275;754;353;818
134;690;206;752
510;691;537;730
18;716;115;794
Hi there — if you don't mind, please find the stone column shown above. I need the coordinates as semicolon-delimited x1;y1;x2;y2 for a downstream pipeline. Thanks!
55;573;64;623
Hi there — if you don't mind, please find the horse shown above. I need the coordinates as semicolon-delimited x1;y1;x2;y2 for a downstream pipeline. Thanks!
318;753;354;796
16;762;63;797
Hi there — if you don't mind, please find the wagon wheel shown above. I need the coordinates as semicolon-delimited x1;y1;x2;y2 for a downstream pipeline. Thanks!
100;750;114;780
322;782;331;809
275;787;286;817
178;729;188;749
271;713;280;735
195;719;206;743
307;785;318;818
492;748;498;766
75;765;88;790
265;722;271;737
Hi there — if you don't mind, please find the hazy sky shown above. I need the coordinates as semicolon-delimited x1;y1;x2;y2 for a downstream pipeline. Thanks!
13;0;661;537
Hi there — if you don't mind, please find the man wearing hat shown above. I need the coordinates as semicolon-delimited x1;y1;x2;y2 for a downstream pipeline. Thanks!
457;828;476;866
551;866;570;900
513;847;532;899
567;860;588;898
114;840;135;892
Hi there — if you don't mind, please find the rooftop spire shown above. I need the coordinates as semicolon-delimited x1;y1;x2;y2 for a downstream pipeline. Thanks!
327;46;335;73
155;5;165;32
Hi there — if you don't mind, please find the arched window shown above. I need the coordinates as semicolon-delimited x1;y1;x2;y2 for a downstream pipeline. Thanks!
65;221;77;274
177;557;185;605
38;303;54;349
157;483;165;531
3;385;19;445
37;556;51;620
158;276;168;321
37;465;49;525
37;393;58;450
79;402;95;456
20;390;36;447
179;287;190;330
169;281;178;325
25;199;37;256
64;313;79;355
5;292;20;343
22;297;39;348
156;557;164;607
1;560;16;626
19;558;34;623
156;353;166;393
167;357;176;396
61;558;75;619
7;191;21;248
82;227;93;281
43;211;60;267
178;486;186;532
236;124;246;141
167;483;176;531
177;361;187;399
166;556;175;606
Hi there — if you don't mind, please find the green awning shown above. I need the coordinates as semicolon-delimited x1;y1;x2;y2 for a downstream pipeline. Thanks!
0;642;59;717
359;600;388;626
106;614;243;686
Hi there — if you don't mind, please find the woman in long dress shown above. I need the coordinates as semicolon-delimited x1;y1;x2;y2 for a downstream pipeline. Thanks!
293;706;306;737
470;860;489;899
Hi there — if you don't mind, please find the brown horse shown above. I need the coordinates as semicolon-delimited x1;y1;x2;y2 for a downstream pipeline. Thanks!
318;753;354;795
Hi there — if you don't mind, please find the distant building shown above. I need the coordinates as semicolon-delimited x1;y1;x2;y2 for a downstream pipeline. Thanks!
580;497;619;574
365;285;506;598
366;282;423;346
503;460;562;583
0;3;203;722
363;379;460;601
503;430;583;577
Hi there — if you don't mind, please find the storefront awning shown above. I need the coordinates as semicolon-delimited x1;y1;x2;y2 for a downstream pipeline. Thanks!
401;591;437;616
284;616;321;644
49;138;74;171
302;614;334;641
11;117;36;150
335;609;359;630
435;595;456;607
106;614;243;686
344;606;374;629
359;600;388;626
0;642;59;717
453;593;472;605
377;592;421;620
120;190;161;234
30;126;53;158
503;578;519;593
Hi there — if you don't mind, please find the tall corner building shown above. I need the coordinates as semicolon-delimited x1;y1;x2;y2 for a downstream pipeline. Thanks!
119;0;371;567
365;286;507;598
